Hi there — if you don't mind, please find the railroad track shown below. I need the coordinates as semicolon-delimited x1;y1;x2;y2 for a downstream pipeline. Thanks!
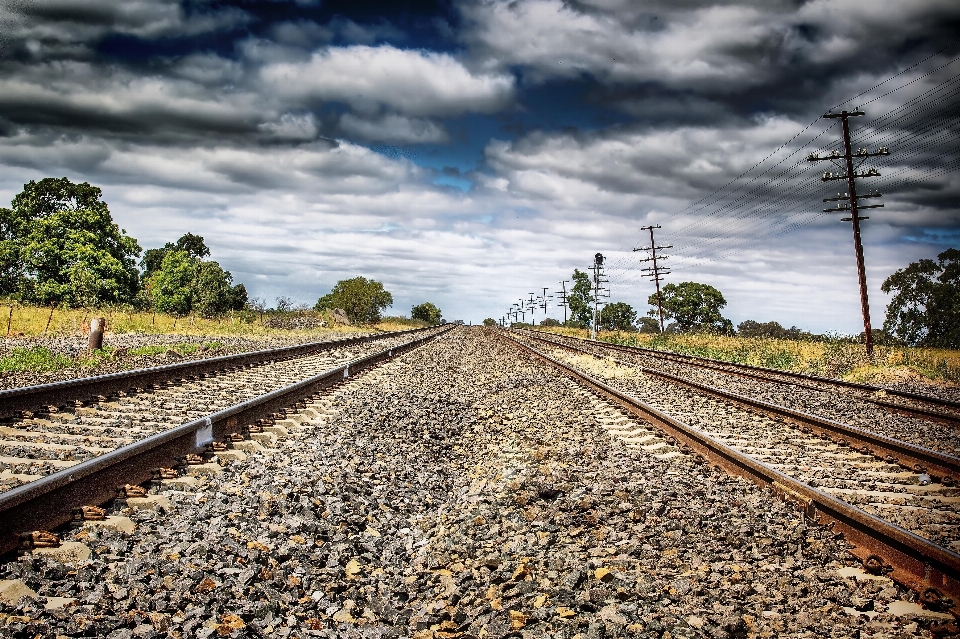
0;325;452;557
520;328;960;427
497;328;960;621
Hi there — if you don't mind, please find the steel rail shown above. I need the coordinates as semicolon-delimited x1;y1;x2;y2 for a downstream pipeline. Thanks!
0;325;454;558
520;328;960;424
495;329;960;618
0;326;437;418
515;328;960;483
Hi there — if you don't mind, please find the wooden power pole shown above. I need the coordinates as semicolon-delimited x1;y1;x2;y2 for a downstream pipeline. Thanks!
555;281;569;324
634;225;672;333
808;110;889;356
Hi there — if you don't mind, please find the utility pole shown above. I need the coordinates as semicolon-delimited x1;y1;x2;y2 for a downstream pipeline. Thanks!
527;294;537;325
555;281;569;325
808;110;889;356
590;253;608;340
518;299;526;324
540;287;551;319
633;225;673;334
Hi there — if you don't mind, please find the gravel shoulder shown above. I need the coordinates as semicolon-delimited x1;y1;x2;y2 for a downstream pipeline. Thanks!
0;328;935;638
527;332;960;459
0;330;376;391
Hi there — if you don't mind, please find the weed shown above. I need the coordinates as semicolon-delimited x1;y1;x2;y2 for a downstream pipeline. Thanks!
0;346;73;373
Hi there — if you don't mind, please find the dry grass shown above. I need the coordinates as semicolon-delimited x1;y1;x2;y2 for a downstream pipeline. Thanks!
0;302;424;340
534;326;960;385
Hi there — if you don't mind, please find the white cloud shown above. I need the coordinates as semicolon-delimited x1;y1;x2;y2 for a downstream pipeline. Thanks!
340;113;448;144
258;113;320;142
260;45;515;117
461;0;960;92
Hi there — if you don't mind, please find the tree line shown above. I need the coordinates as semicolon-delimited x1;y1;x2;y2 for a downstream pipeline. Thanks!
527;248;959;349
0;177;248;317
0;178;447;327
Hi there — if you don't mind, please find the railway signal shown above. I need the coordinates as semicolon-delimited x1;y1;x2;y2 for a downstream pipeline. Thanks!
807;110;889;356
590;253;609;340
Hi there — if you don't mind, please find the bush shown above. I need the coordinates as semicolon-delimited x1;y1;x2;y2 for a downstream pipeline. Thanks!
540;318;561;327
411;302;442;325
315;277;393;324
482;318;497;327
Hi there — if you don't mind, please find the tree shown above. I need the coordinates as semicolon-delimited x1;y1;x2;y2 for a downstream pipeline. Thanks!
411;302;442;325
881;248;960;348
482;318;497;327
1;178;141;306
315;277;393;324
193;261;236;318
650;282;732;333
142;233;211;278
737;320;810;340
599;302;637;331
149;250;196;316
567;269;594;326
637;316;660;333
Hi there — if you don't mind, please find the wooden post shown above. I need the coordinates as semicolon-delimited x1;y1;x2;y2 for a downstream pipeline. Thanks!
43;306;55;335
88;317;105;351
5;306;12;336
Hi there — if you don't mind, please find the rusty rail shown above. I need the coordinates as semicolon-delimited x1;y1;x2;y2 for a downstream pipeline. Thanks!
496;329;960;618
519;328;960;425
0;326;438;418
515;328;960;483
0;325;453;558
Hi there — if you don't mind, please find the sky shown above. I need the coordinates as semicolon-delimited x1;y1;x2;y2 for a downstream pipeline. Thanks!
0;0;958;331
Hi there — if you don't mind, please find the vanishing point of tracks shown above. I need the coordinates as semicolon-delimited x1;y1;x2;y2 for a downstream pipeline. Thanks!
503;328;960;622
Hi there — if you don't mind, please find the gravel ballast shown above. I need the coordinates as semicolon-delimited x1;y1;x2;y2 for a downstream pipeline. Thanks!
0;328;940;638
521;331;960;459
0;330;373;391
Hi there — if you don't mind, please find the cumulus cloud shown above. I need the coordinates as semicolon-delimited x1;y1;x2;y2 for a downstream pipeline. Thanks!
260;45;515;117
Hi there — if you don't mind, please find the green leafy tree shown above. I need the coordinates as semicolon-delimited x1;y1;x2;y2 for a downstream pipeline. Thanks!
599;302;637;331
193;261;235;318
737;320;810;340
650;282;732;333
411;302;442;325
881;248;960;348
636;316;661;333
315;277;393;324
141;233;211;278
482;317;497;327
149;250;196;316
567;269;594;326
2;178;141;306
146;250;247;318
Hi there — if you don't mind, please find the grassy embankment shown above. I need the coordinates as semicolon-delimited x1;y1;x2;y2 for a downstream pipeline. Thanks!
0;303;430;374
535;326;960;386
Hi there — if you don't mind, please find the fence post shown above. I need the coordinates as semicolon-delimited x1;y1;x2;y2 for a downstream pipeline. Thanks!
88;317;105;351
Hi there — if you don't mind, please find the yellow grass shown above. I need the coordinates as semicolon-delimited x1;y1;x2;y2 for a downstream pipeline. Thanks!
0;302;425;341
533;326;960;385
